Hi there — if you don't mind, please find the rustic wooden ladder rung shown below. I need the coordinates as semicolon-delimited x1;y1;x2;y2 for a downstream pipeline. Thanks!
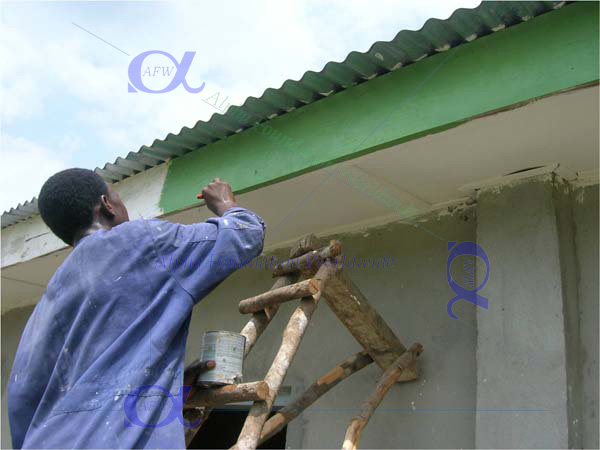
183;235;423;450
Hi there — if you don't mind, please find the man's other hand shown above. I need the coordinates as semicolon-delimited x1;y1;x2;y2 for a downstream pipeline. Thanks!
201;178;237;216
183;359;216;400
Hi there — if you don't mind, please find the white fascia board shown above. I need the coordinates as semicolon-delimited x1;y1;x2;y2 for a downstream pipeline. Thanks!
1;163;167;268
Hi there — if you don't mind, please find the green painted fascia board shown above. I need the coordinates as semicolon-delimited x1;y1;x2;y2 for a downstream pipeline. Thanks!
161;2;599;214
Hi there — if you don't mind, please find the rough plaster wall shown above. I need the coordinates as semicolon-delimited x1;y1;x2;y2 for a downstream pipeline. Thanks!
572;184;599;449
475;179;573;449
185;208;477;448
1;305;35;449
473;177;600;449
554;177;584;448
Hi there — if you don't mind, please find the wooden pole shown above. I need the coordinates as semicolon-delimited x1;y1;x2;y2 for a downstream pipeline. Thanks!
271;240;342;276
258;351;373;446
185;381;269;408
288;234;326;261
233;263;337;450
341;343;423;450
320;266;412;377
239;279;320;314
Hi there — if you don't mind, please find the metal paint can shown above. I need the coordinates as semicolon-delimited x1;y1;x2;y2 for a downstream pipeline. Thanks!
196;331;246;386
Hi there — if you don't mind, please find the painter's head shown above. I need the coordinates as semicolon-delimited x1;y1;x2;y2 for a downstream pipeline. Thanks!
38;168;129;246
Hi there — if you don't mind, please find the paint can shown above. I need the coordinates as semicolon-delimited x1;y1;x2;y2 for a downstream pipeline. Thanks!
196;331;246;386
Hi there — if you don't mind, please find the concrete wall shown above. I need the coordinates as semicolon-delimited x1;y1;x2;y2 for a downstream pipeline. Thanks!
475;177;571;448
473;178;599;449
572;184;599;449
1;178;597;449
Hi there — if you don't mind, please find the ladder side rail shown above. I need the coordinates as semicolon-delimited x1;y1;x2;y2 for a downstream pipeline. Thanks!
233;262;337;450
341;343;423;450
184;273;298;446
184;235;325;447
258;351;373;446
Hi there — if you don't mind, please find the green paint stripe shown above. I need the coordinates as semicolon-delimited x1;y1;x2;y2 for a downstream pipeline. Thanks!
160;2;599;214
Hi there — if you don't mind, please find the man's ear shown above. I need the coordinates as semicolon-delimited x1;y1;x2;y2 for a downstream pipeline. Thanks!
99;194;117;218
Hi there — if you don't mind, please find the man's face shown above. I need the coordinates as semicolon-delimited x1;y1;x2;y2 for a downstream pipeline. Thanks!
105;183;130;224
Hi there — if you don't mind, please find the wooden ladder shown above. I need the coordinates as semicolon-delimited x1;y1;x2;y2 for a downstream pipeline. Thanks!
183;235;423;450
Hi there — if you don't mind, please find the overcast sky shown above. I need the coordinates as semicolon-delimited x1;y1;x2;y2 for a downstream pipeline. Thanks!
0;0;479;213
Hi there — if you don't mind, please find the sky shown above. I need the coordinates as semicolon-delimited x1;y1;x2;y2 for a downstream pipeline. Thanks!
0;0;479;213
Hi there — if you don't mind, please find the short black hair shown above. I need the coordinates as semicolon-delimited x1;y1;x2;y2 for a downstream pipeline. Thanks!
38;168;108;246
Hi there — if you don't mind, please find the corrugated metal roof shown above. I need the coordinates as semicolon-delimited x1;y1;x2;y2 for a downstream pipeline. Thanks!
1;1;569;229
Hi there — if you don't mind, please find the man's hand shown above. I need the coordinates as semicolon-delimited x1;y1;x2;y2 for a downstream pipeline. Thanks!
183;359;216;400
201;178;237;216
